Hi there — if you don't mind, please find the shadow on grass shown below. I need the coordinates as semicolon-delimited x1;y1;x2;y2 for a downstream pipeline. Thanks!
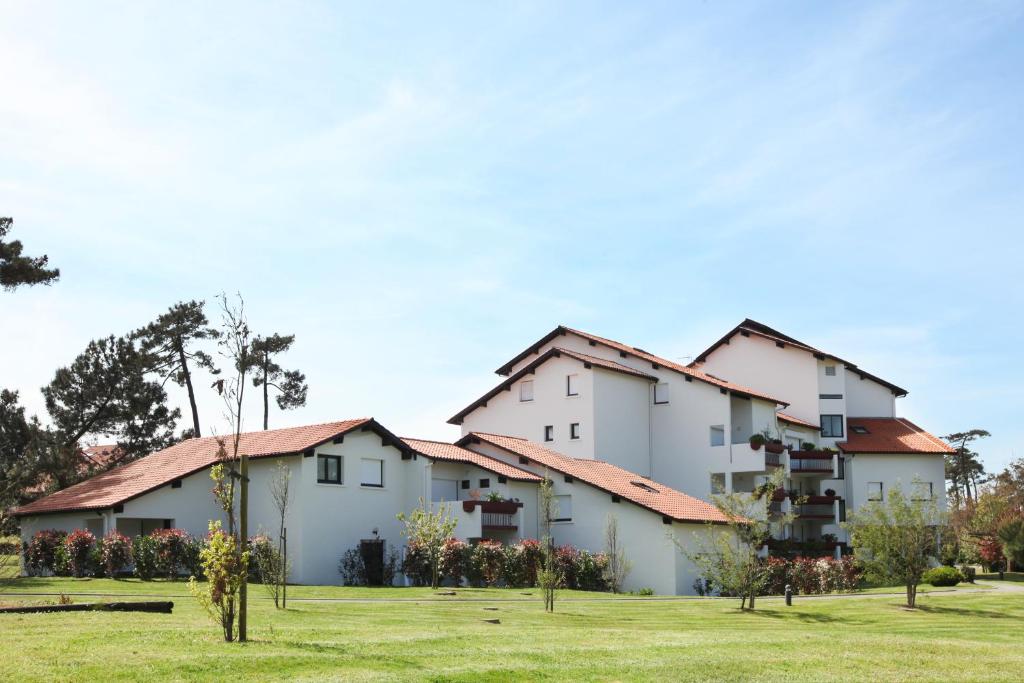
914;603;1017;619
742;609;847;624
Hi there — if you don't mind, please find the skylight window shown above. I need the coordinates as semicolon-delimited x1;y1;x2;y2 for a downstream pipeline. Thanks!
630;480;659;493
851;426;869;434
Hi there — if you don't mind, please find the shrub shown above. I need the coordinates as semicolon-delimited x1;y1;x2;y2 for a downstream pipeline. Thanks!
518;539;542;587
439;538;467;586
25;530;67;576
53;543;71;576
801;442;816;451
150;528;189;579
248;535;275;583
472;540;504;587
788;557;819;594
181;536;206;579
576;550;608;592
132;534;159;580
501;543;527;588
762;556;789;595
63;529;97;578
554;545;580;589
959;565;976;584
923;566;962;587
401;540;432;587
338;548;366;586
100;531;132;578
89;540;105;578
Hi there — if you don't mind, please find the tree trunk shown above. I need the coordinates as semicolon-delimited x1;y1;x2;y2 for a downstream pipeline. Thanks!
906;581;916;608
262;359;269;431
239;452;249;641
178;341;201;437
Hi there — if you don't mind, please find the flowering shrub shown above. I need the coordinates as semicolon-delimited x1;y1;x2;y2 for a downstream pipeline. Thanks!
749;556;862;596
472;540;504;587
248;535;275;582
401;540;432;587
100;531;133;577
518;539;542;587
501;543;528;588
64;529;96;578
576;551;609;592
439;538;467;586
24;530;67;576
181;536;206;578
132;534;159;580
150;528;189;579
554;545;580;589
978;537;1004;569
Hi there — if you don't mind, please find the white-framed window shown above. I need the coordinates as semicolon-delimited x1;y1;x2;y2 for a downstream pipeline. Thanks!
653;383;669;405
570;422;580;440
867;482;883;501
544;425;554;442
317;454;343;484
710;425;725;447
519;380;534;402
566;374;579;397
912;481;933;501
360;458;384;488
825;365;836;376
554;494;573;522
820;414;844;438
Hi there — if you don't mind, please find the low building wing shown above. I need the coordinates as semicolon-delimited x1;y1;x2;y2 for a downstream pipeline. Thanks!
839;418;953;454
460;432;730;524
401;438;543;482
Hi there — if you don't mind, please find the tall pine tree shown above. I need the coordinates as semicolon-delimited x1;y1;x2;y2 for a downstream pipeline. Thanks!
135;300;220;437
0;217;60;291
247;333;308;430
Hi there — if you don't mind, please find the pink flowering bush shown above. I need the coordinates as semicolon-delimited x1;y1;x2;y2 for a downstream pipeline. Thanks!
554;545;581;589
472;540;504;587
64;529;96;578
24;529;66;576
150;528;189;579
100;531;132;578
439;538;467;586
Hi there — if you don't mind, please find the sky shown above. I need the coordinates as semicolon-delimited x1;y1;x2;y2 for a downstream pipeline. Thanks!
2;1;1022;474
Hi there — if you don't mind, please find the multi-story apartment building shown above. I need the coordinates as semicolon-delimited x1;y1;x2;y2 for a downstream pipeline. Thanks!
450;320;952;556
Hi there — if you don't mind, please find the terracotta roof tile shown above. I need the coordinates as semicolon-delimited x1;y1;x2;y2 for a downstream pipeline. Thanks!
402;438;543;482
839;418;953;454
15;419;373;516
776;412;820;430
462;433;730;524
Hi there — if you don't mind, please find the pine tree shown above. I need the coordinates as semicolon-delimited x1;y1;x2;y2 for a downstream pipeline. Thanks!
943;430;990;507
247;333;308;430
0;217;60;291
135;300;220;437
42;335;180;464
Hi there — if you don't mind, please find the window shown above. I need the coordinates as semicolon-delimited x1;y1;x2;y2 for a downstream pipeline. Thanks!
554;494;573;522
867;482;883;501
566;374;579;397
461;479;470;490
432;478;458;501
824;365;836;376
570;422;580;440
653;383;669;404
544;425;554;442
519;380;534;402
710;473;726;494
317;454;343;484
360;458;383;487
820;414;844;438
851;425;869;434
479;478;491;489
819;393;843;400
913;482;933;501
710;425;725;447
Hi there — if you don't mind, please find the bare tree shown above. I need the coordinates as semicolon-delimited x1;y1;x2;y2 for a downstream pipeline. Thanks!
603;513;632;594
268;460;292;607
537;474;559;612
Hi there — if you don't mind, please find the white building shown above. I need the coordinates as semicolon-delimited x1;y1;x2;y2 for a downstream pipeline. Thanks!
451;320;952;556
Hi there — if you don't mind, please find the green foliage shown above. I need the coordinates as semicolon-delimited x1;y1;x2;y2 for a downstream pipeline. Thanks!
843;482;946;608
603;513;632;593
997;518;1024;569
24;529;66;576
923;566;962;586
99;532;132;578
0;217;60;291
245;333;307;430
131;535;159;580
189;521;249;642
397;498;458;589
63;529;96;578
337;544;397;586
471;540;504;587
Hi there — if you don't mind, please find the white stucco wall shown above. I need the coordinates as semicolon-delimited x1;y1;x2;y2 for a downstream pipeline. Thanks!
845;374;897;418
592;369;653;477
845;452;947;513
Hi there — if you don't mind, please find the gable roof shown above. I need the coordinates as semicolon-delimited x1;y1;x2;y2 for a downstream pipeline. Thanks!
448;346;659;425
692;319;908;397
838;417;953;455
776;412;820;430
458;432;730;524
15;418;409;516
490;326;788;408
402;438;542;482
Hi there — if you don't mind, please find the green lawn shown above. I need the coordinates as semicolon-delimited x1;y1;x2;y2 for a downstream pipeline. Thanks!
1;578;1022;681
978;571;1024;582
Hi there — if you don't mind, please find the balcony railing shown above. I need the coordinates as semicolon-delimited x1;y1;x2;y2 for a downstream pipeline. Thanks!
789;451;834;474
462;500;522;530
766;538;850;558
481;512;517;529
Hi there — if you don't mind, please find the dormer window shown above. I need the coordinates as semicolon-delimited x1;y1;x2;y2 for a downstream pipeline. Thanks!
520;380;534;402
851;425;869;435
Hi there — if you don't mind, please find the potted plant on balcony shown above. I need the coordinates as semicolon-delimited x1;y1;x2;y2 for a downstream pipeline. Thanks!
486;491;504;502
801;442;817;451
824;488;837;498
749;434;766;450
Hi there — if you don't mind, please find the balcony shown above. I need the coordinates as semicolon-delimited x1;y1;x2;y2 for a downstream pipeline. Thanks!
462;500;522;530
791;495;839;520
788;450;835;475
766;538;850;558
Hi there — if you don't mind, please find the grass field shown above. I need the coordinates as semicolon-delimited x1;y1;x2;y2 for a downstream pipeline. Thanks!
1;577;1022;681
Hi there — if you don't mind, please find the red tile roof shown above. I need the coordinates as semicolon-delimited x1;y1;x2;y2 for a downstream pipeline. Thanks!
776;412;820;430
402;438;543;482
839;418;953;455
692;319;908;397
15;418;381;516
460;432;730;524
448;346;658;425
490;327;788;409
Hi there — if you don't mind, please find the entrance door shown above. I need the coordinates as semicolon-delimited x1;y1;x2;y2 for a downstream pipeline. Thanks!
360;539;385;586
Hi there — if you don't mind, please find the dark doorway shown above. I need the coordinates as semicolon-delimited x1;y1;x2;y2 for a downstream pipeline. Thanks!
360;539;385;586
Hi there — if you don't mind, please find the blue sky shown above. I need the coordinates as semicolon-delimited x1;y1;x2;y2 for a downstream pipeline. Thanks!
2;1;1022;473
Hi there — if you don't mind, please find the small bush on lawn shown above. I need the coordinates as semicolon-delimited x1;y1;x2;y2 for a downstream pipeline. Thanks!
132;534;159;580
577;551;609;591
554;545;580;589
401;540;432;587
248;535;275;583
63;529;96;577
502;543;527;588
439;538;467;586
923;566;962;587
150;528;189;579
25;529;67;576
100;531;132;577
181;535;206;579
472;540;504;587
339;548;365;586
